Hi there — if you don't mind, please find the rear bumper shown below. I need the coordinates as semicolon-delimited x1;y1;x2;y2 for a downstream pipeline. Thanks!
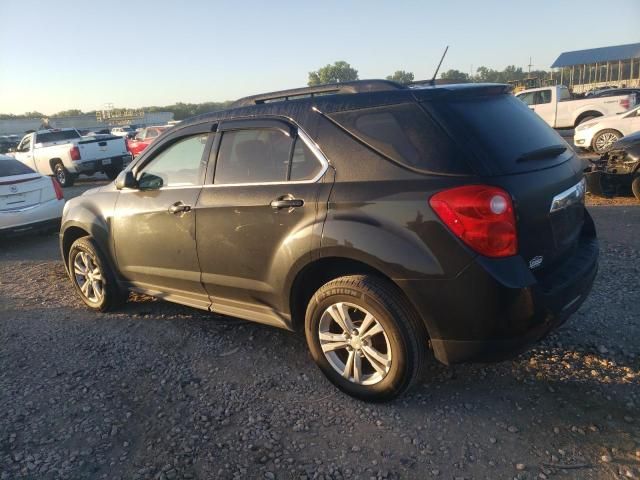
0;216;61;236
0;199;64;235
70;155;131;174
398;213;599;365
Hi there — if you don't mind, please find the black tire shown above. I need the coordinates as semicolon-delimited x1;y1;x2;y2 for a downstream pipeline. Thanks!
53;162;75;188
104;167;120;180
632;174;640;202
304;275;427;402
67;237;126;312
591;129;622;154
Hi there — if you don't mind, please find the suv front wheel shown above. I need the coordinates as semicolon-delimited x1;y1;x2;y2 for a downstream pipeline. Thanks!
305;275;427;401
68;237;126;311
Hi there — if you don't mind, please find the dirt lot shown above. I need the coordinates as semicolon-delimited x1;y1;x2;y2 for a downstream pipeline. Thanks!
1;178;639;480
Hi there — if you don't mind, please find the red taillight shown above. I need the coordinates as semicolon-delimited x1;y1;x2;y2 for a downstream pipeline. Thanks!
70;146;81;161
51;177;64;200
620;98;630;110
429;185;517;258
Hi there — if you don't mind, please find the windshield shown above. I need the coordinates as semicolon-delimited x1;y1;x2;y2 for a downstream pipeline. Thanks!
36;130;81;144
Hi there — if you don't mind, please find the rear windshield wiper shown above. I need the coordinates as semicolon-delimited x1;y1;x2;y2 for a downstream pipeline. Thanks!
517;145;567;162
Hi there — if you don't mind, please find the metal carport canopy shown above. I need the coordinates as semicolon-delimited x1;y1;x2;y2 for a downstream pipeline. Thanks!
551;43;640;68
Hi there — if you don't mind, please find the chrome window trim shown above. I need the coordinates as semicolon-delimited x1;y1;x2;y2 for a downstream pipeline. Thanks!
203;128;329;188
549;178;586;213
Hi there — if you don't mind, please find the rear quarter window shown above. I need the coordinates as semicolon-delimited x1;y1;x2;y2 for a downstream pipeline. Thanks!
328;103;471;174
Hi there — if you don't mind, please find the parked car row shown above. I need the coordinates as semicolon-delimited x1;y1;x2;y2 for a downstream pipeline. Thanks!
516;85;640;201
515;85;636;129
0;135;21;154
8;128;131;187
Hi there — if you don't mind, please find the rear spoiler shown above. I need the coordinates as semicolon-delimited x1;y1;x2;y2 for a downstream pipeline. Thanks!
410;83;513;101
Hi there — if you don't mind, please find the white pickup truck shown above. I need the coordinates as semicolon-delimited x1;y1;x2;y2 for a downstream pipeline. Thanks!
515;85;636;129
11;129;131;187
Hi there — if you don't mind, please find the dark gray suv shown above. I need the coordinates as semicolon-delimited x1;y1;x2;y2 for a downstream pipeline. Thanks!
61;80;598;401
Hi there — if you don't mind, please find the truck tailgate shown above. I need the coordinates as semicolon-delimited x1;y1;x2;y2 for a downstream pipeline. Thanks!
77;136;128;161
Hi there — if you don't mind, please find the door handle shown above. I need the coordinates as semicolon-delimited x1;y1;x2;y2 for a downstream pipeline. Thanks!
168;202;192;214
270;197;304;209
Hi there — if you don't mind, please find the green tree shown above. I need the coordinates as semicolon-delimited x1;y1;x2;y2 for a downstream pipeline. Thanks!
54;109;84;117
440;69;470;82
386;70;415;85
308;61;359;86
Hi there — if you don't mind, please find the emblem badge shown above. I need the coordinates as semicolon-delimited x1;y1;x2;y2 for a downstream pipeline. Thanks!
529;256;543;269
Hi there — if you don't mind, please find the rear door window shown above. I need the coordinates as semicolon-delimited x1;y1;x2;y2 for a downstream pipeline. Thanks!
328;103;470;174
214;129;290;184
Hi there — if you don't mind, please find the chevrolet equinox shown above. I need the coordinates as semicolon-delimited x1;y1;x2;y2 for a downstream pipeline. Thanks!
60;80;598;401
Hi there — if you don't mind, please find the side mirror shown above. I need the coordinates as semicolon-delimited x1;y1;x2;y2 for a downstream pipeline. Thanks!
7;147;15;153
115;170;137;190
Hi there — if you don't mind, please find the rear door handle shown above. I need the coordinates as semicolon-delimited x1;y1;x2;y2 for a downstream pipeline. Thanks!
168;202;192;214
270;198;304;209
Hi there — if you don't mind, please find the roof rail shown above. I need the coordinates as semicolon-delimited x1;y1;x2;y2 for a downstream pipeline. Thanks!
231;79;406;107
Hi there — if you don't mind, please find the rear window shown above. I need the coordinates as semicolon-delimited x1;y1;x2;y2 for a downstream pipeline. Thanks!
0;158;35;177
429;94;569;175
328;103;470;174
36;130;80;143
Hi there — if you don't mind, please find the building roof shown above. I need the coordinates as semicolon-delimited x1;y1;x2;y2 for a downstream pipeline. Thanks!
551;43;640;68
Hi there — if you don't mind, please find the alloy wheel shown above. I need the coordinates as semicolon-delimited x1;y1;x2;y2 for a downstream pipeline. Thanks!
594;132;619;152
73;251;104;303
318;302;392;385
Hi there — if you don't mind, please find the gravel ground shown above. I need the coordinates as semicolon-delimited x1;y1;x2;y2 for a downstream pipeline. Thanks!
0;178;639;480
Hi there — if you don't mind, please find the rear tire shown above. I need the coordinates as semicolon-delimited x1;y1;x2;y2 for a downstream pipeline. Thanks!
68;237;126;312
632;175;640;202
592;129;622;154
53;162;75;188
304;275;427;402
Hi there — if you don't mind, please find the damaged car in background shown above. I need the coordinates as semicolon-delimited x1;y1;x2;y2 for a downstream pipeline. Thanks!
585;131;640;201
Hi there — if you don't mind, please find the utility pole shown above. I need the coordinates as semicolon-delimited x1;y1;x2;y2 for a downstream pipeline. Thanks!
527;57;534;76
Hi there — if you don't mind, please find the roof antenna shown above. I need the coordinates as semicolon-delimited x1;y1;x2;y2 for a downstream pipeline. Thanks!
430;46;449;86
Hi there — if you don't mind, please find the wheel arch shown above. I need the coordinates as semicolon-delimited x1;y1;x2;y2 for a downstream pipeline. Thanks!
61;225;91;272
288;256;430;338
574;111;603;127
49;157;63;172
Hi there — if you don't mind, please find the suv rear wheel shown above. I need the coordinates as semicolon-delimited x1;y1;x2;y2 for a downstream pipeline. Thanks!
304;275;427;401
68;237;126;311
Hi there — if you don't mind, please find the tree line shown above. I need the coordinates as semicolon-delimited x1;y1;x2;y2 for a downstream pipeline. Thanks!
1;61;552;120
307;60;551;86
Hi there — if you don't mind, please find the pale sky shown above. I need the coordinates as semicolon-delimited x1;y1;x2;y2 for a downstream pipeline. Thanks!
1;0;638;115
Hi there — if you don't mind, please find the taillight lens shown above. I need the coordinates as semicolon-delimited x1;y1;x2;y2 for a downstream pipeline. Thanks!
70;146;81;161
429;185;517;258
620;98;630;109
51;177;64;200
